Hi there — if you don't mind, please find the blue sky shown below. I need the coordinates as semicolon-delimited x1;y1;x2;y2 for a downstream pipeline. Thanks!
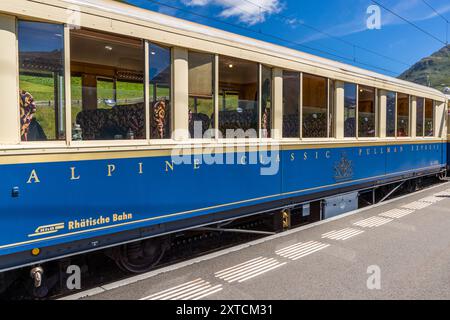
123;0;450;77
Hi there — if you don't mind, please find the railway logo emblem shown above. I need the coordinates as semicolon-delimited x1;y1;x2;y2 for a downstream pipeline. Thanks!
334;153;354;182
28;223;65;238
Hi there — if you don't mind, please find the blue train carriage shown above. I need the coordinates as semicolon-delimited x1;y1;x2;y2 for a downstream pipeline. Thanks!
0;0;448;293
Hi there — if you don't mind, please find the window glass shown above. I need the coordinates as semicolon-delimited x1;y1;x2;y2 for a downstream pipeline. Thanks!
358;86;376;137
219;56;258;138
70;28;145;140
386;91;396;137
329;80;335;138
97;78;115;109
188;51;214;138
344;83;357;138
397;93;410;137
18;21;65;141
416;97;424;137
425;99;434;137
261;66;272;138
149;43;172;139
302;74;327;138
282;71;300;138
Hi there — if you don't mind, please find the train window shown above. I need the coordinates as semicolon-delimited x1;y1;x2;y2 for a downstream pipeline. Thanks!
344;83;357;138
188;51;214;138
358;86;376;137
282;71;300;138
416;97;425;137
397;93;410;137
70;28;145;140
386;91;396;137
218;56;258;138
18;21;65;141
425;99;434;136
261;65;272;138
149;43;172;139
329;80;335;138
302;74;327;138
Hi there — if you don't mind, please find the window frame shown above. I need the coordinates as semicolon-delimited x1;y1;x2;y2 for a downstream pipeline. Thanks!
17;19;68;145
415;97;425;138
424;98;436;138
396;92;411;138
67;28;149;146
187;49;216;142
281;70;301;140
148;41;173;143
357;85;378;139
216;56;267;143
342;82;358;139
385;91;397;139
260;64;274;140
300;73;329;140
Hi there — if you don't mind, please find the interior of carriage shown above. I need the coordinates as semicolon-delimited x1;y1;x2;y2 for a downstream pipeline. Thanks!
17;20;439;143
70;28;161;141
218;56;259;135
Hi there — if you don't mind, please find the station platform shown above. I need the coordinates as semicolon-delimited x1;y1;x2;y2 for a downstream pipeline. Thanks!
66;182;450;300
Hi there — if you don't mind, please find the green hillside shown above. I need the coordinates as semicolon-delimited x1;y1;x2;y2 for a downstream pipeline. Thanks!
399;45;450;92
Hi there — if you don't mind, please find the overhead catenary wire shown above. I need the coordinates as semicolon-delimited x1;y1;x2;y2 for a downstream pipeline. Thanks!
420;0;449;45
241;0;413;67
145;0;403;76
372;0;447;46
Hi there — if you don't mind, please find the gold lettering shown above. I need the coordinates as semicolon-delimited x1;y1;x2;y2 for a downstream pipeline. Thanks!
27;170;40;184
165;161;174;172
70;167;80;180
107;164;116;177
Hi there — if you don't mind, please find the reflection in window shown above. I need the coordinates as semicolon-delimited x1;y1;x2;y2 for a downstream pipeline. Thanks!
282;71;300;138
416;97;424;137
386;91;396;137
97;78;115;109
302;74;327;138
358;86;376;137
188;51;214;138
425;99;434;136
18;21;65;141
149;43;172;139
261;66;272;138
397;93;410;137
344;83;357;138
218;56;258;137
70;28;145;140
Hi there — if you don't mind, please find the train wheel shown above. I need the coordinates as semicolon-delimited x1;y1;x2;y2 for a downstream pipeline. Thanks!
114;237;169;274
